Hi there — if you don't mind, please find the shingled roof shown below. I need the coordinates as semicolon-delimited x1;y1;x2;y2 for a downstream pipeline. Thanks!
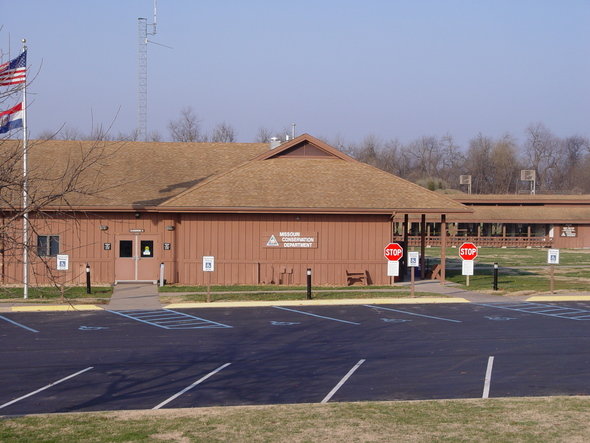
7;135;470;215
161;134;470;214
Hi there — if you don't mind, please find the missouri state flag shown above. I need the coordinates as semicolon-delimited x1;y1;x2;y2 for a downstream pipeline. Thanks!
0;51;26;86
0;103;23;134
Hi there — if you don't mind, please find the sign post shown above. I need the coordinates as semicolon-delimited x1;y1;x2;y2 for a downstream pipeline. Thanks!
408;251;420;297
203;256;215;302
459;242;478;286
385;243;403;285
547;249;559;294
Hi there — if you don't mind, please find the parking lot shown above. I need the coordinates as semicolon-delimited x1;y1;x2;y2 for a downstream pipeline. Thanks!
1;301;590;415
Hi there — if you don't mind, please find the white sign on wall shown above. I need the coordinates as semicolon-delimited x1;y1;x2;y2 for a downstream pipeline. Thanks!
203;256;215;272
56;254;69;271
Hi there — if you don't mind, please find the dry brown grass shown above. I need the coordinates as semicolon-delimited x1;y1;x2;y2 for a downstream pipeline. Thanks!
2;397;590;442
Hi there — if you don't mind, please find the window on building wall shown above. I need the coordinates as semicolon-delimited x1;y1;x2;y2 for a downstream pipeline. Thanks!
37;235;60;256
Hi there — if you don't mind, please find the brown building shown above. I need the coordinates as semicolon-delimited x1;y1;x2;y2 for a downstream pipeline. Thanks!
1;134;469;287
401;194;590;249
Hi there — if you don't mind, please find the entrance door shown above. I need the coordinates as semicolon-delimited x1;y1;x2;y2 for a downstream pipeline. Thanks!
115;235;159;282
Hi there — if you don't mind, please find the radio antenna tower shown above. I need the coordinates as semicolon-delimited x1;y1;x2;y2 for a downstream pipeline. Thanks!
138;1;157;141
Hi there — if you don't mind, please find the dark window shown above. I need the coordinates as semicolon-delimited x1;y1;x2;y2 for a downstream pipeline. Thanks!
119;240;133;258
37;235;60;256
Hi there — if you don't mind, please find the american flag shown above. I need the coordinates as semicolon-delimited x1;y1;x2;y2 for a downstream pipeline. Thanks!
0;51;26;86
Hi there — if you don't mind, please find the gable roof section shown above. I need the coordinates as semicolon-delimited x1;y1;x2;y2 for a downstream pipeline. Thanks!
161;134;470;214
14;139;269;208
253;134;356;162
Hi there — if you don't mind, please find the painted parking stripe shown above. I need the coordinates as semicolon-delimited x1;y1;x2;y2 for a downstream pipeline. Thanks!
107;309;232;329
364;305;462;323
482;356;494;399
152;363;231;410
0;367;93;410
0;315;39;333
475;302;590;320
321;359;366;403
272;306;361;325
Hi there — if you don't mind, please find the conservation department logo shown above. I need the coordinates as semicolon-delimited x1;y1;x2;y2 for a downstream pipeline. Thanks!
266;235;279;246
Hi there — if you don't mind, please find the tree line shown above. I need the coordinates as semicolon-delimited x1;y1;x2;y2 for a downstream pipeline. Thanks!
37;106;590;195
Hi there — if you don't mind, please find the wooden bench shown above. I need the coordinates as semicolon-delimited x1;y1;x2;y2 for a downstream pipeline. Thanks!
346;270;368;286
426;264;442;280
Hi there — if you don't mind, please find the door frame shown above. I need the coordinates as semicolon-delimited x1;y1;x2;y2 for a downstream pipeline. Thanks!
114;234;160;283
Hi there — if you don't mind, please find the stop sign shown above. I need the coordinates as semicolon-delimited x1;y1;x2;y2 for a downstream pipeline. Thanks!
459;242;478;261
384;243;403;261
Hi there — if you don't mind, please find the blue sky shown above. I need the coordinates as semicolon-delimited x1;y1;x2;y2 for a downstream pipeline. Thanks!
2;1;589;148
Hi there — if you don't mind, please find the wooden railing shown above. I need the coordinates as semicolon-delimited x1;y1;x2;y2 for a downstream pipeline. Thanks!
396;236;553;248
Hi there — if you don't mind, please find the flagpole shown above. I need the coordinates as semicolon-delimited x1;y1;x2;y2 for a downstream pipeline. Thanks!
21;39;28;299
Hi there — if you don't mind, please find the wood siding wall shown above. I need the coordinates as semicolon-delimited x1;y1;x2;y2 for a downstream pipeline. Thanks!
1;212;179;286
177;213;392;286
2;212;393;286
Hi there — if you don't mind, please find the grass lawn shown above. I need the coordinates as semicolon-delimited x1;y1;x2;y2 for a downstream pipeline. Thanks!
1;397;589;442
424;246;590;267
0;286;113;304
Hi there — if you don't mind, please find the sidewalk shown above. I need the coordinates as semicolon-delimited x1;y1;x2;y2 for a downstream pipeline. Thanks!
107;282;162;311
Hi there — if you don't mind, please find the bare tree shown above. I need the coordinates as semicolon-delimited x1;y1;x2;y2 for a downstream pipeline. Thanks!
168;106;204;142
465;133;494;194
354;134;382;168
490;133;521;194
553;135;590;191
406;136;442;178
211;121;236;143
438;134;465;187
523;122;561;191
0;58;122;296
255;126;273;143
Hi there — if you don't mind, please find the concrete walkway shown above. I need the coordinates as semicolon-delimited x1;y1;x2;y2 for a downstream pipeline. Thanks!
107;283;162;311
399;280;530;303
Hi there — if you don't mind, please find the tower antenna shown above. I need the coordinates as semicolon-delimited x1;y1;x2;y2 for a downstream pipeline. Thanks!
138;0;157;142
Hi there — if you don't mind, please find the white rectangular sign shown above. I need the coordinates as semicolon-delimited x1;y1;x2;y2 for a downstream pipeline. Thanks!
202;256;215;272
462;259;474;276
56;254;69;271
408;251;420;267
387;261;399;277
547;249;560;264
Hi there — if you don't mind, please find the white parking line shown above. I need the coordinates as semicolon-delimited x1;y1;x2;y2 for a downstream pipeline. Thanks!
152;363;231;410
272;306;361;325
0;367;93;410
0;315;39;333
482;356;494;399
321;359;366;403
364;305;462;323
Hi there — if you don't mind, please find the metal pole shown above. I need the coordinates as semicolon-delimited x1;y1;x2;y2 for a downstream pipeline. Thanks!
85;264;91;294
159;262;165;287
493;262;498;291
306;268;312;300
21;42;28;299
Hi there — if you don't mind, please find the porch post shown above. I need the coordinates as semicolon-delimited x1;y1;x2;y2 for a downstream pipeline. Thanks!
403;214;409;281
420;214;426;279
440;214;446;285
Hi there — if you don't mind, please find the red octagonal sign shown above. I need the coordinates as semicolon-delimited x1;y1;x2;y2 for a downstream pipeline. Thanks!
459;242;478;261
384;243;403;261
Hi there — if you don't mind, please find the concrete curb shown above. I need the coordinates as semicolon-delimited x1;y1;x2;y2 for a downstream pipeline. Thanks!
10;305;104;312
163;297;472;309
3;294;590;313
526;295;590;302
